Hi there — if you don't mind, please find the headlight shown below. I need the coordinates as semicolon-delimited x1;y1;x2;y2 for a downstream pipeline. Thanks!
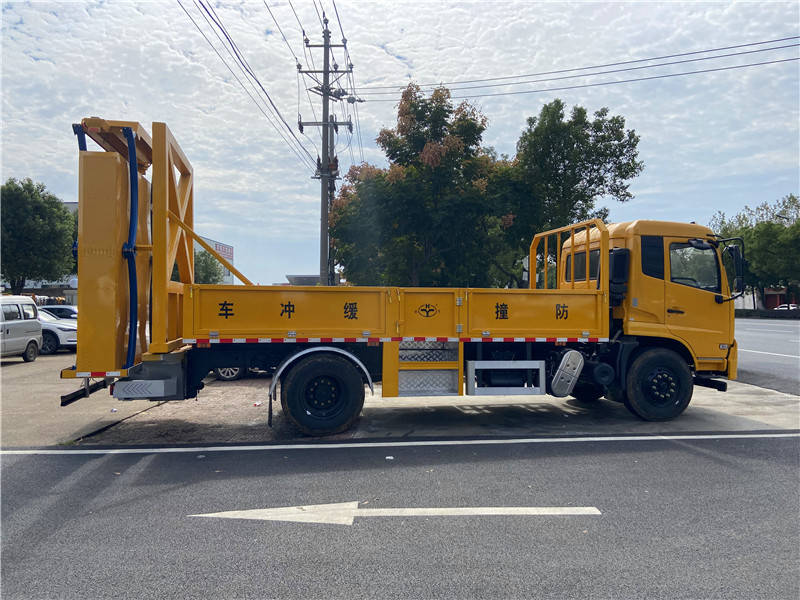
57;327;77;332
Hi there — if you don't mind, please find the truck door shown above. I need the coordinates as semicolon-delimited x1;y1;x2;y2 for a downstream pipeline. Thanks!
664;238;731;360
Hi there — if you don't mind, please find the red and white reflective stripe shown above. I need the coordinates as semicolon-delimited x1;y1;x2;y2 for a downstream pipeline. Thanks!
75;371;121;377
183;337;609;345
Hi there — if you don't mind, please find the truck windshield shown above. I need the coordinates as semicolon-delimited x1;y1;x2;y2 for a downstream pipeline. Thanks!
669;242;720;292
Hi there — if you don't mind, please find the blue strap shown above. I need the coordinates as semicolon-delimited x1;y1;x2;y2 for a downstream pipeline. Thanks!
71;124;87;151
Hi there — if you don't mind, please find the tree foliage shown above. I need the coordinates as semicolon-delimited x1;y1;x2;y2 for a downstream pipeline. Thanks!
194;249;225;284
331;86;644;287
171;248;225;284
710;194;800;298
1;178;74;294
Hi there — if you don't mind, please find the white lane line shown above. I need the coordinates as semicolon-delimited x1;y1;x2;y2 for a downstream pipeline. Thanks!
736;329;796;334
2;432;798;456
739;349;800;359
189;502;602;525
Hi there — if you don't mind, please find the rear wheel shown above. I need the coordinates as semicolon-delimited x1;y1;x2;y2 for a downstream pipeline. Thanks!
215;367;244;381
40;331;59;355
280;354;365;436
22;341;38;362
625;348;692;420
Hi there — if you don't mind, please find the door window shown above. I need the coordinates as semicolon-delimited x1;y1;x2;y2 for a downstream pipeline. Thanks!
669;243;720;293
565;249;600;281
2;305;21;321
21;304;37;319
641;236;664;279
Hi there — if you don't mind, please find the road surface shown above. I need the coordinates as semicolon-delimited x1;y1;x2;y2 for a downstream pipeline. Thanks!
735;318;799;395
2;434;798;599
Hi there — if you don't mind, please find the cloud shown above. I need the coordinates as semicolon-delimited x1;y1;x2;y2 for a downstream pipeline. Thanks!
2;0;798;283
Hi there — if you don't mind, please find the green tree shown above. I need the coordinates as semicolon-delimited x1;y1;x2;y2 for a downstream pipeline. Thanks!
710;194;800;302
171;248;225;284
331;89;643;288
1;178;73;294
333;85;496;286
494;99;643;287
71;210;79;274
194;248;225;284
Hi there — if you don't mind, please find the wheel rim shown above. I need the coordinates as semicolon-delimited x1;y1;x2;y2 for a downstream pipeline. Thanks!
25;343;36;360
643;367;680;406
217;367;240;379
301;375;345;419
42;334;58;354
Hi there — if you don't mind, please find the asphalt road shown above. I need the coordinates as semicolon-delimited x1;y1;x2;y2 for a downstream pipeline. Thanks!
735;318;800;395
2;434;798;600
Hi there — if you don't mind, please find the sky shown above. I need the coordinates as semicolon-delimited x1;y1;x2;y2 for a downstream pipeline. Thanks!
2;1;798;285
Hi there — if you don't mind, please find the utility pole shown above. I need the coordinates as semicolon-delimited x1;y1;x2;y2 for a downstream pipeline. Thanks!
298;14;355;286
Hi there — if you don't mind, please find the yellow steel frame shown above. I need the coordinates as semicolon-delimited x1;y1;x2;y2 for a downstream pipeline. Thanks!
151;122;193;353
529;218;609;292
62;119;257;379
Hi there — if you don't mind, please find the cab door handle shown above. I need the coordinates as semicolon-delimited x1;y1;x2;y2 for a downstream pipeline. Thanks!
667;308;685;314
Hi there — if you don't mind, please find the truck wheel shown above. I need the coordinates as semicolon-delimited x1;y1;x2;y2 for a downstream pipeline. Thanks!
625;348;692;421
40;331;59;355
215;367;244;381
571;383;604;402
22;341;38;362
280;354;365;436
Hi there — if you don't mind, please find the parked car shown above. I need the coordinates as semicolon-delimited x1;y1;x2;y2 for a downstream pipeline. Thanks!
773;303;799;310
1;296;42;362
37;310;78;355
40;305;78;319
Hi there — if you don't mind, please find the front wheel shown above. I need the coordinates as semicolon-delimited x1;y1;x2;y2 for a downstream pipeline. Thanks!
571;383;604;403
40;331;59;355
625;348;692;421
280;354;365;436
22;341;38;362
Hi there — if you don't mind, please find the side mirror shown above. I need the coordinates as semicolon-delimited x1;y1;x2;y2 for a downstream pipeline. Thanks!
734;276;744;294
609;248;630;285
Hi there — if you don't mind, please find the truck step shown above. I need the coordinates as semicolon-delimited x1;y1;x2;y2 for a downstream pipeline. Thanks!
466;360;546;396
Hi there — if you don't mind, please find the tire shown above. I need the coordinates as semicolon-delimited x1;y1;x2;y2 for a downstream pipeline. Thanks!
22;341;38;363
280;354;365;436
605;385;627;404
215;367;244;381
40;331;60;355
571;383;604;402
625;348;693;421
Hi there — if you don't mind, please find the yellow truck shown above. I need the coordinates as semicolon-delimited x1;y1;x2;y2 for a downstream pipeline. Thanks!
61;119;746;435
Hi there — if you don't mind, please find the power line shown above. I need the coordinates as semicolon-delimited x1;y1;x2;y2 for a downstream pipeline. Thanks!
285;0;322;142
360;35;800;90
359;43;799;96
177;0;314;170
265;0;321;142
331;0;364;162
197;0;316;165
311;0;324;28
263;0;300;65
287;0;304;31
365;57;799;102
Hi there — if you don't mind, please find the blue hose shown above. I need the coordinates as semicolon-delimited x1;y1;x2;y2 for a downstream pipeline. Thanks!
122;128;138;369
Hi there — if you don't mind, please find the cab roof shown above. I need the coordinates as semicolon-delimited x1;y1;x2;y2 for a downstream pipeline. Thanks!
564;220;715;247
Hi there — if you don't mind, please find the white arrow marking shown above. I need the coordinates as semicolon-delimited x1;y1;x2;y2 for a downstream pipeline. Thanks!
189;502;601;526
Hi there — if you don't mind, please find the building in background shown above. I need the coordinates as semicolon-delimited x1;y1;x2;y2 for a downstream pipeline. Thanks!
199;237;235;285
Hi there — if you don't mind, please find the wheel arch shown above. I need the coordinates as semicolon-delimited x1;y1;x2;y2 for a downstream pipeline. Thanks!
632;336;696;371
268;346;375;402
